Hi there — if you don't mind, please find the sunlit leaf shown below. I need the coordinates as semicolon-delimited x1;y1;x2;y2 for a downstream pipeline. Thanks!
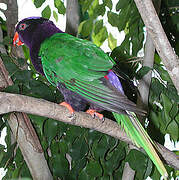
54;0;66;15
41;5;51;19
92;26;108;46
53;10;58;22
108;33;117;50
93;19;103;35
78;19;93;37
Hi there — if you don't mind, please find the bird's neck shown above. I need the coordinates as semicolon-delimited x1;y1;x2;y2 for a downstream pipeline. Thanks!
29;24;63;75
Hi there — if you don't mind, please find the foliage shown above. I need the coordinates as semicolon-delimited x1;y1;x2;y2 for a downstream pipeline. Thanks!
0;0;178;179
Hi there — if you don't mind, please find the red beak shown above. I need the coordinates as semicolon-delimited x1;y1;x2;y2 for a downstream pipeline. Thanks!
13;32;24;46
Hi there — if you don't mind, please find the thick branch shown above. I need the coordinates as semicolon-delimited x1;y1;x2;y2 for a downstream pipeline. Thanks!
8;112;53;180
134;0;179;93
65;0;80;36
0;0;7;4
0;92;178;170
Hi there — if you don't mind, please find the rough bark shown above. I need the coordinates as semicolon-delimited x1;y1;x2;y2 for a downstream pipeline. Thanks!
8;113;52;180
65;0;80;36
134;0;179;93
0;92;178;170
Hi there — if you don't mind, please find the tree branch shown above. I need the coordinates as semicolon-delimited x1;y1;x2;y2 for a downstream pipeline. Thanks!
65;0;80;36
0;0;7;4
134;0;179;93
138;33;155;106
8;112;53;180
0;92;178;170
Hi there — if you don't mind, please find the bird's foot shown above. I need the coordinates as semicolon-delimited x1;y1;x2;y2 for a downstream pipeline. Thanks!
86;109;104;122
59;102;76;120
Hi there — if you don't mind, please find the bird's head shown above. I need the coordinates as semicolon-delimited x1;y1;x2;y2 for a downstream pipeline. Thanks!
13;17;61;48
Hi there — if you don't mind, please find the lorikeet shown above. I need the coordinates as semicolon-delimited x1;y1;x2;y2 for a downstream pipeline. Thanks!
13;17;168;178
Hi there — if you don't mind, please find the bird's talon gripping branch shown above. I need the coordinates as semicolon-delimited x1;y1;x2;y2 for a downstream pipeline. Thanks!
59;102;75;118
86;109;104;121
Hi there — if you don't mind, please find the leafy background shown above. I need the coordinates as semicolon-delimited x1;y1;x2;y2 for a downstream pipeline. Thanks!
0;0;179;179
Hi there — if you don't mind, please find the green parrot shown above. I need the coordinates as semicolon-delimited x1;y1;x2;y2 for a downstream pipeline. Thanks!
13;17;168;178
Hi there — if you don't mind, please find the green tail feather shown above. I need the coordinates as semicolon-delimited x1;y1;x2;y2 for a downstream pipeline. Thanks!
113;112;168;179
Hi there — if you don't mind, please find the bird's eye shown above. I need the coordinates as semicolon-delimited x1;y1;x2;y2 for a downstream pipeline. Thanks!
19;23;28;31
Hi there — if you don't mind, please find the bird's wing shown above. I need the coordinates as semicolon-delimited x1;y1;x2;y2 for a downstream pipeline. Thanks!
39;33;144;115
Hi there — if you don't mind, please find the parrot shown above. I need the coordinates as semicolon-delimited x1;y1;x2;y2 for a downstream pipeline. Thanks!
13;17;168;178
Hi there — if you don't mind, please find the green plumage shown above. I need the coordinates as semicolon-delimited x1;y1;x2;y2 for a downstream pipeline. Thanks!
39;33;168;178
40;33;114;83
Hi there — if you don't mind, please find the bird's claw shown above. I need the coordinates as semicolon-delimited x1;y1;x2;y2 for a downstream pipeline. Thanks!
86;109;105;122
59;102;76;122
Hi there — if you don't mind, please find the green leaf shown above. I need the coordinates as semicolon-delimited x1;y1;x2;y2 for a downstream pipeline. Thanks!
92;26;108;46
116;0;129;11
86;161;102;177
78;19;93;37
103;0;112;10
54;0;66;15
93;20;103;35
126;149;149;179
70;158;87;178
107;11;119;27
79;0;93;14
78;168;90;180
144;158;153;179
136;66;152;80
53;10;58;22
103;142;126;175
28;80;54;101
52;154;69;178
88;0;105;18
4;84;19;94
161;93;172;124
167;120;178;141
33;0;45;8
28;114;46;135
3;36;11;46
69;137;88;161
117;5;131;32
108;33;117;50
41;5;51;19
92;136;108;159
43;119;58;145
14;70;31;84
